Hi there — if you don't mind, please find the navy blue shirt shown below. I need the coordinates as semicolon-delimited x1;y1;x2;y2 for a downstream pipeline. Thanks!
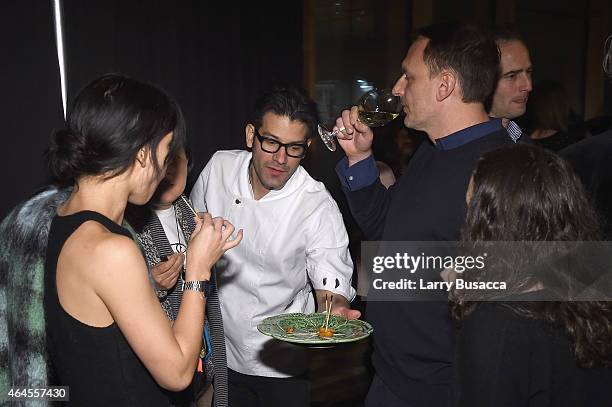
336;119;503;191
337;120;513;406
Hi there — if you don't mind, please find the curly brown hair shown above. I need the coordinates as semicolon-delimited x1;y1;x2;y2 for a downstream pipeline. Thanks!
451;144;612;368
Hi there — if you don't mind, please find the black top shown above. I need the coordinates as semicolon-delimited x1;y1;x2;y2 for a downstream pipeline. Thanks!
561;131;612;239
455;296;612;406
44;211;169;406
531;131;576;151
343;127;514;405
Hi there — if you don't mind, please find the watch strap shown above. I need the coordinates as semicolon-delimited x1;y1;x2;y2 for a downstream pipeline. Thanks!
182;280;211;297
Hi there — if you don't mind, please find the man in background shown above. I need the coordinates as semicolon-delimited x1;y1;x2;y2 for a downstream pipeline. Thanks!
489;27;533;141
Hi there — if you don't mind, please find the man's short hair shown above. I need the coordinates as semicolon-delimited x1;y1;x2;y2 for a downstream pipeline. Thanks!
250;86;319;139
417;23;500;104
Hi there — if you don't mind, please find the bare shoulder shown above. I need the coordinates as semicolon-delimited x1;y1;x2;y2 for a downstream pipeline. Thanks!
68;220;147;283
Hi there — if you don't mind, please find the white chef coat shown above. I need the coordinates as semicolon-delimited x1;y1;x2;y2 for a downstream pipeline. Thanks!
190;150;354;377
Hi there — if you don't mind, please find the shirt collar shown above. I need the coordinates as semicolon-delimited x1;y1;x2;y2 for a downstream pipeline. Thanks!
506;120;522;142
435;118;502;150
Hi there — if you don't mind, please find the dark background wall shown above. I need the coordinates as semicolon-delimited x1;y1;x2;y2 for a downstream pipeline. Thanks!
1;1;65;219
412;0;611;119
2;0;612;221
1;0;305;219
62;0;305;188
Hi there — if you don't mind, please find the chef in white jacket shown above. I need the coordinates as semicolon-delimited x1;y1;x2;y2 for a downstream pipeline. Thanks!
190;86;358;407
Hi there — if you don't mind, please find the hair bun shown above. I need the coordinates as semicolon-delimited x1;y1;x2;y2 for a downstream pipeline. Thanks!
44;73;185;189
46;129;89;186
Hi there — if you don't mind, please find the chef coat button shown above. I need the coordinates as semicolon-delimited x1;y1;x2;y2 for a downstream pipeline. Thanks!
235;199;241;204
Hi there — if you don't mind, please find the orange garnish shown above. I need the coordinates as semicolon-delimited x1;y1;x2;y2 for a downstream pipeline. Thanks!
318;326;334;338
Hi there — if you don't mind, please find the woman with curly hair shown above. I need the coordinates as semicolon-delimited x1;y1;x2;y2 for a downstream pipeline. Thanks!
451;144;612;406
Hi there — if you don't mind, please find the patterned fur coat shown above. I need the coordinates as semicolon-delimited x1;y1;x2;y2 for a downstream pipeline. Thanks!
0;187;144;406
0;186;70;406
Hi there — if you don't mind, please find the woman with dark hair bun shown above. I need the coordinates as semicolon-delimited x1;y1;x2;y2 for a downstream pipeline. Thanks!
452;144;612;406
43;74;242;406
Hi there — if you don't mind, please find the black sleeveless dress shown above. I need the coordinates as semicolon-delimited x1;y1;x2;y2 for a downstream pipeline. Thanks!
44;211;169;406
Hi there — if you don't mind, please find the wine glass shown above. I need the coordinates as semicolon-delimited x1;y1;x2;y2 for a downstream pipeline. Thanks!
318;88;402;151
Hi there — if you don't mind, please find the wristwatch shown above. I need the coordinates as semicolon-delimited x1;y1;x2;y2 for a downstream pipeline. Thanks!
182;280;212;298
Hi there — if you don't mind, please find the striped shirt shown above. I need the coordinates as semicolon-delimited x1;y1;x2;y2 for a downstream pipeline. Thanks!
507;119;522;142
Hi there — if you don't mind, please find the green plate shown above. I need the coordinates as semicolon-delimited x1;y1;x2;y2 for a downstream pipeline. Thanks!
257;313;373;345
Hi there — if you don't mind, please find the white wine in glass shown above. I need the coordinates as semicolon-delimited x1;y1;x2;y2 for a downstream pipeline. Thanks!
318;88;402;151
357;106;400;127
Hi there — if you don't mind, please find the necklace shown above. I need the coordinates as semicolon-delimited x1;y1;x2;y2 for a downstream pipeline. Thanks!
172;204;187;283
171;204;187;254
